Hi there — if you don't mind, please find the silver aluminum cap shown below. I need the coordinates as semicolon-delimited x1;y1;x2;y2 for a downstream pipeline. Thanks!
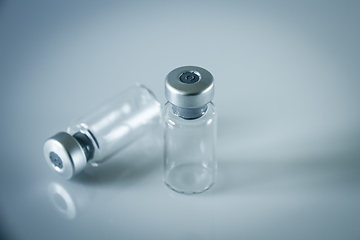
43;132;87;179
165;66;214;108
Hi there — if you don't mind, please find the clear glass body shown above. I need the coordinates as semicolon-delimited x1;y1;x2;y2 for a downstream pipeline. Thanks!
67;83;161;165
163;101;217;194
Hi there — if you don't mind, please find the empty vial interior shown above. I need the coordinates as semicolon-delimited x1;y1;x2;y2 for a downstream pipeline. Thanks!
67;84;161;163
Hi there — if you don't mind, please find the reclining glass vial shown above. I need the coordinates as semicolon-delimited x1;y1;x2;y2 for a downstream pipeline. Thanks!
163;66;217;194
43;83;161;179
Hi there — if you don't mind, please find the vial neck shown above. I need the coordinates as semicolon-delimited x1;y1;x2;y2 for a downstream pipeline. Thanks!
172;104;208;120
73;132;95;161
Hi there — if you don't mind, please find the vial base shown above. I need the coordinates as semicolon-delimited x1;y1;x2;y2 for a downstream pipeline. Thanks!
164;163;215;194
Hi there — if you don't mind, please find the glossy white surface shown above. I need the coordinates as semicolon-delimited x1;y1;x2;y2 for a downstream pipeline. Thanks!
1;0;360;239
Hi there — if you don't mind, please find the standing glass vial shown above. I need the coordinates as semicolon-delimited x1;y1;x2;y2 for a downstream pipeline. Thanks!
43;83;161;179
163;66;217;194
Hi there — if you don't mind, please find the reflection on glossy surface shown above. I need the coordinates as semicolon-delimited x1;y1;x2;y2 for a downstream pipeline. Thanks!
48;182;78;220
48;181;93;220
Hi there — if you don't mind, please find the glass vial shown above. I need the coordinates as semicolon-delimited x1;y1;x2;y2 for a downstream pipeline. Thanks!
163;66;217;194
43;83;161;179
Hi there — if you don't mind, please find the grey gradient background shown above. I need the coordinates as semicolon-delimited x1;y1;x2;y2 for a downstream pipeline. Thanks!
1;0;360;239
